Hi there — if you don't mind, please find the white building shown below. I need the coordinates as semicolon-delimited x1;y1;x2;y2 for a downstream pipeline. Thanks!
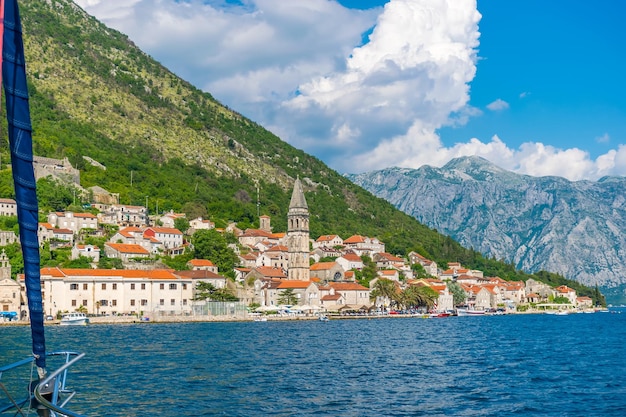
36;268;194;317
0;198;17;216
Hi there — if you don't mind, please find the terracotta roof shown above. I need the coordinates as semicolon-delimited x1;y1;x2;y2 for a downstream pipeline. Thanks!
241;229;274;238
145;227;183;235
343;235;366;244
105;243;150;255
254;266;287;279
267;245;289;252
341;253;362;262
188;259;215;267
175;270;225;280
316;234;340;242
321;294;342;301
277;280;312;289
40;267;177;280
310;262;337;271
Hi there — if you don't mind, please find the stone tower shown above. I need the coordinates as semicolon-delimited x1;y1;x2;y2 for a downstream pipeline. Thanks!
287;177;310;280
0;250;11;280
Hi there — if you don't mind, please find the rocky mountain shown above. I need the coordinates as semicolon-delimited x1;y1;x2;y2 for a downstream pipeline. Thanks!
348;156;626;303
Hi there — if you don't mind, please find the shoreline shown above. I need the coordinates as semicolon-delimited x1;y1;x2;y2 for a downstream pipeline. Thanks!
1;308;611;326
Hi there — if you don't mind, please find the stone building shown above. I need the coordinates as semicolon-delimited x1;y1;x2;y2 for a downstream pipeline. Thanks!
286;178;309;280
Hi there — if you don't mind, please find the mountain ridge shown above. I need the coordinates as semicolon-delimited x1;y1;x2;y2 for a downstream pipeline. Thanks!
348;156;626;303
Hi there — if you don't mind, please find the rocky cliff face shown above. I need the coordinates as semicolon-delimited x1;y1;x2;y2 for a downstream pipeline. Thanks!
348;156;626;300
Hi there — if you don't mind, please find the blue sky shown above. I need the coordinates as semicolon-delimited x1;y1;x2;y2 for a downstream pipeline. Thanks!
74;0;626;181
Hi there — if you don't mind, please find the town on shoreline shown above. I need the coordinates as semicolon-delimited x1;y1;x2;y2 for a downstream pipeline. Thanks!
1;174;601;323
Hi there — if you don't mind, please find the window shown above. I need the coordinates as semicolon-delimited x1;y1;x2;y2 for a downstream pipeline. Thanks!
83;283;88;290
102;283;106;290
182;284;187;290
159;299;164;306
112;300;117;306
183;299;187;306
141;299;148;306
160;283;165;290
71;300;77;306
169;284;177;290
170;299;175;306
70;284;78;290
83;300;88;306
130;299;136;306
131;283;136;290
112;283;117;290
141;283;146;290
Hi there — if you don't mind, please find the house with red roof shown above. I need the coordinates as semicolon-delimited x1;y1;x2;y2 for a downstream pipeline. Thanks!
158;210;186;228
342;235;385;256
143;227;184;250
188;217;215;234
104;243;151;263
187;259;218;273
336;251;364;271
555;285;577;305
313;234;344;249
310;261;345;282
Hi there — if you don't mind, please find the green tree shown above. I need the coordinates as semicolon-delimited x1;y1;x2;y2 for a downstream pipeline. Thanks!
174;217;190;234
192;229;237;275
277;288;298;305
63;255;93;268
98;256;124;269
194;281;238;301
370;278;399;308
447;281;466;306
400;285;438;310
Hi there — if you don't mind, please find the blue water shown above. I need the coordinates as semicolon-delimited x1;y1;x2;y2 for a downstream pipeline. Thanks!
2;311;626;416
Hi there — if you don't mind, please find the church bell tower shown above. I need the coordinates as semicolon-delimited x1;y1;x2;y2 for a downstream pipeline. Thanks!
287;177;310;280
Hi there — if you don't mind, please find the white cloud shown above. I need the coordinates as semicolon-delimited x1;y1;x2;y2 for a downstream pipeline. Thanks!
486;98;509;111
73;1;626;182
595;133;610;143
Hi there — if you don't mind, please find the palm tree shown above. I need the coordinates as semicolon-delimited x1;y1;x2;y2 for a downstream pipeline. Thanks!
402;285;439;310
370;278;400;309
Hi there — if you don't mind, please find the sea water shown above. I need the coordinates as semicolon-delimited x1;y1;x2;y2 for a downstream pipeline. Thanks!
2;310;625;416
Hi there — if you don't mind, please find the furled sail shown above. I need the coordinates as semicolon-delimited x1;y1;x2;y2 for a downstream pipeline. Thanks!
2;0;46;372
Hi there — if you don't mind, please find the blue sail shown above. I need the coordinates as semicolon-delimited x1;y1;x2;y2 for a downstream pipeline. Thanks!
2;0;45;370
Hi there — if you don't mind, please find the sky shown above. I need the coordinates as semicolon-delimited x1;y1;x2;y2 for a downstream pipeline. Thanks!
73;0;626;181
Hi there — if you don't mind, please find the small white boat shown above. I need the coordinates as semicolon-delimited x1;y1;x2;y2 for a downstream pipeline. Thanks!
318;315;329;322
60;312;90;326
456;308;486;316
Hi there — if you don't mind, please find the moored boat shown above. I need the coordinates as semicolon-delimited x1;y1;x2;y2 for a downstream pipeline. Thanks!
60;312;90;326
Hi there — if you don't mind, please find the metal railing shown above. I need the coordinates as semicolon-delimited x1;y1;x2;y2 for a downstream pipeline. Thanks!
1;351;85;417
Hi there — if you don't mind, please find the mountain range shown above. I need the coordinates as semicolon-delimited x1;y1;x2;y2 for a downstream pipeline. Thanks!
347;156;626;303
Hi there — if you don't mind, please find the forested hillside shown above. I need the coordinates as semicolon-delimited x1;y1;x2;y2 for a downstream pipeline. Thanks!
0;0;603;303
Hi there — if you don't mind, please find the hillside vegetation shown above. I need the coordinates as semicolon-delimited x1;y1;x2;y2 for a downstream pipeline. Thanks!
0;0;603;303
